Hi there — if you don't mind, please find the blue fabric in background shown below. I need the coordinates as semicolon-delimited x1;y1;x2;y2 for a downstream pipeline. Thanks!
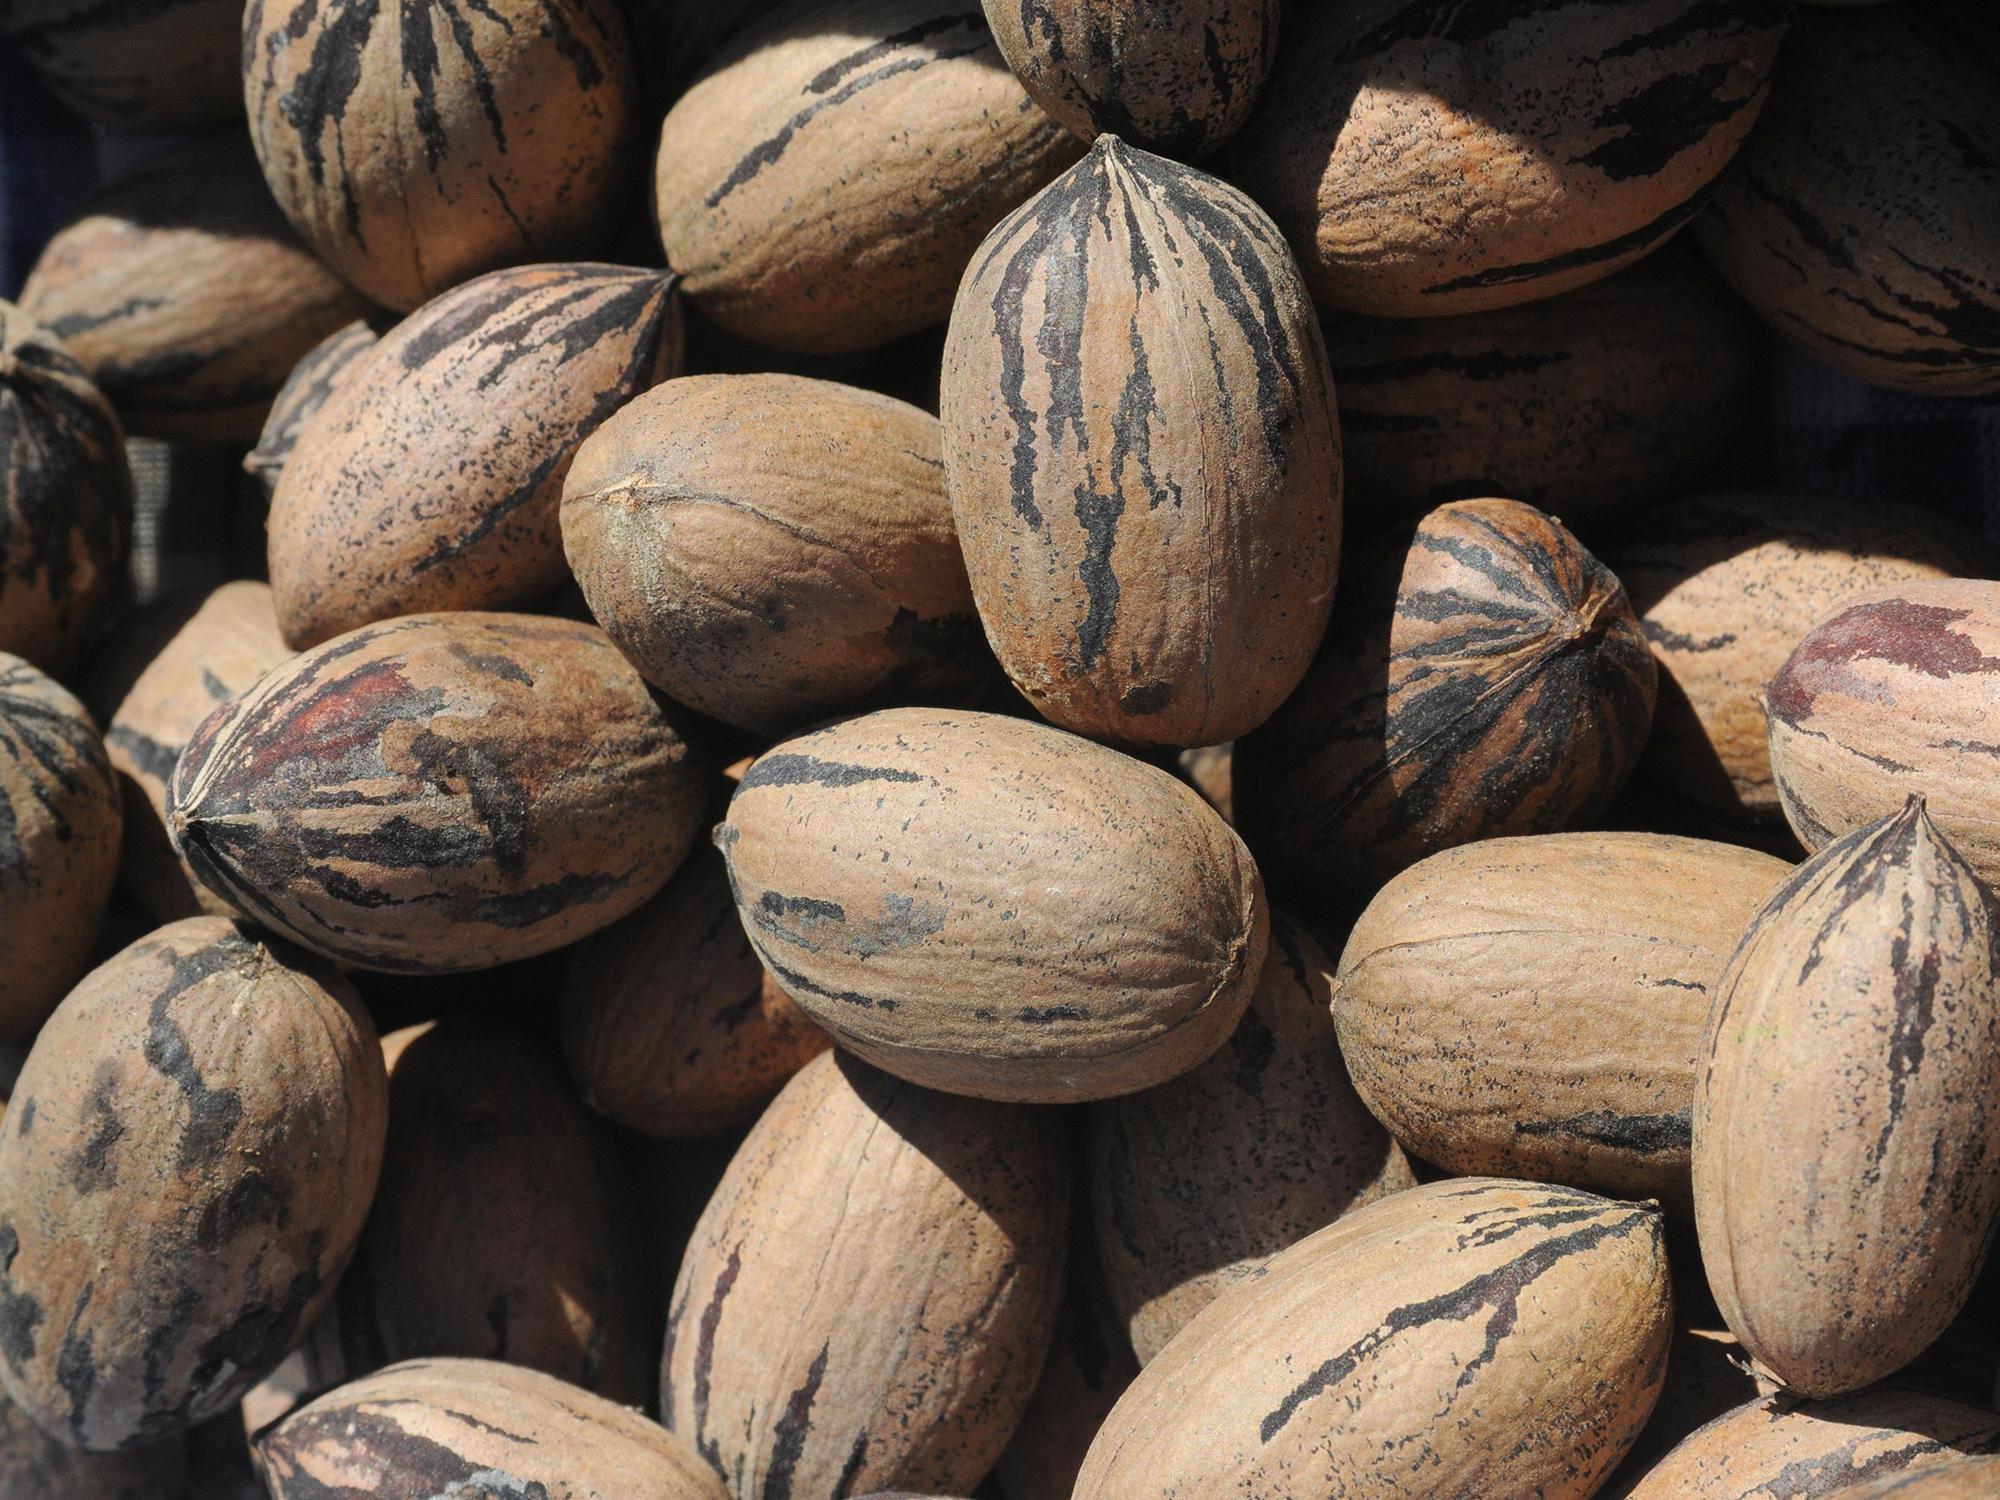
0;40;98;301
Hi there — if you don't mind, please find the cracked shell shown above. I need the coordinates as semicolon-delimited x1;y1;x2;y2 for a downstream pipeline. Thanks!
661;1050;1068;1500
0;917;386;1450
718;706;1268;1103
1694;799;2000;1396
169;612;707;974
1074;1178;1671;1499
942;135;1341;748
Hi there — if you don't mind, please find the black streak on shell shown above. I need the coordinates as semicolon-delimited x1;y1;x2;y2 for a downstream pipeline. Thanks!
243;319;382;499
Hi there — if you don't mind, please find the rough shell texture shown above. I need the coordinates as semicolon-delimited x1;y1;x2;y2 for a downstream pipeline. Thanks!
17;138;370;443
1608;492;1974;824
1845;1459;2000;1500
243;0;639;311
101;582;291;923
0;1390;186;1498
242;320;380;499
1328;247;1757;535
169;612;707;974
0;917;386;1449
1335;832;1793;1213
0;655;121;1038
1767;579;2000;893
718;707;1268;1102
1694;801;2000;1397
980;0;1280;158
1618;1389;2000;1500
337;1020;652;1403
1231;0;1789;314
0;301;130;676
260;1358;727;1498
1090;910;1415;1364
0;0;239;126
1075;1178;1671;1498
269;264;682;649
1235;498;1657;900
562;372;986;735
561;847;829;1139
654;0;1083;353
942;135;1342;747
662;1050;1069;1499
1600;1327;1780;1500
1694;6;2000;396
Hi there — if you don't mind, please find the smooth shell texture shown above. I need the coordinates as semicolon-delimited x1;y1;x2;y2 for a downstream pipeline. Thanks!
654;0;1083;353
1235;498;1657;899
169;612;707;973
1767;579;2000;893
1075;1178;1671;1499
0;1389;186;1498
1694;802;2000;1397
243;0;639;311
337;1020;651;1403
1090;911;1415;1364
1618;1389;2000;1500
1327;248;1757;535
242;320;380;499
1846;1459;2000;1500
0;301;129;676
1694;6;2000;396
0;918;386;1449
718;707;1268;1102
17;139;369;443
260;1358;728;1499
942;136;1342;747
561;372;985;735
269;263;683;649
0;655;121;1038
662;1050;1069;1499
980;0;1280;157
561;847;830;1139
0;0;239;126
102;582;292;922
1335;833;1793;1213
1231;0;1788;314
1608;492;1972;824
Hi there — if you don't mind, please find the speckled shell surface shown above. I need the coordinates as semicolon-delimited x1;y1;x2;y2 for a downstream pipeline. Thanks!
1231;0;1789;314
717;707;1268;1102
1074;1178;1671;1499
243;320;380;499
942;136;1342;748
1766;579;2000;892
269;264;683;649
561;847;829;1139
1334;832;1793;1212
259;1357;728;1499
0;301;130;676
1617;1389;2000;1500
0;917;386;1450
1327;248;1758;534
1845;1459;2000;1500
102;582;292;923
1694;802;2000;1397
661;1050;1069;1500
169;612;707;974
561;372;985;736
1608;492;1972;824
0;0;240;127
17;139;369;444
654;0;1084;353
0;654;121;1038
1235;498;1657;899
243;0;639;311
1599;1326;1780;1499
1090;910;1414;1364
1695;5;2000;396
338;1020;652;1403
980;0;1280;158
